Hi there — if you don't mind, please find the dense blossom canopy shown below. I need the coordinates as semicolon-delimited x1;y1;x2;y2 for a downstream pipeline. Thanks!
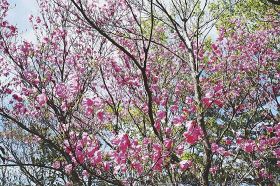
0;0;279;185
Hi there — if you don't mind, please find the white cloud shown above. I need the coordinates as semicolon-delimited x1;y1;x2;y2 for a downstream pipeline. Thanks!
7;0;39;41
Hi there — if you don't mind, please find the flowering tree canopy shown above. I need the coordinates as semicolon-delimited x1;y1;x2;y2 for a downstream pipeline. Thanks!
0;0;279;185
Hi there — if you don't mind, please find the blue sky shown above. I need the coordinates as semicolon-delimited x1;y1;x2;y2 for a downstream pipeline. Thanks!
6;0;218;41
7;0;38;40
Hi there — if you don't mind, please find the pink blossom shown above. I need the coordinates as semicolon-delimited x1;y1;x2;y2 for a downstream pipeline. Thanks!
213;84;223;93
65;182;73;186
172;115;185;127
179;160;192;171
36;17;41;23
92;150;102;165
97;110;105;122
153;158;163;172
273;148;280;158
209;166;219;175
243;142;254;153
61;101;68;111
153;143;162;153
170;105;178;112
156;110;166;120
213;100;223;108
266;126;274;133
86;107;94;116
4;88;12;94
154;120;161;131
183;121;201;145
12;94;23;102
175;145;184;156
131;161;143;174
211;143;219;153
236;137;244;144
253;160;261;168
86;146;98;158
185;97;193;104
82;170;89;178
184;132;199;145
165;127;172;136
164;139;173;150
76;152;85;164
202;97;212;108
84;98;94;107
55;83;67;99
104;162;111;171
225;138;232;145
37;92;47;107
52;161;61;169
65;164;73;174
222;150;232;157
119;134;130;152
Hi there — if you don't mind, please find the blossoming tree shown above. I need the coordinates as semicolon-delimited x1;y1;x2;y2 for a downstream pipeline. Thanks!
0;0;279;185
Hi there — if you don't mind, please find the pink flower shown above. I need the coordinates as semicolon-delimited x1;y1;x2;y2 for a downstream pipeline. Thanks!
211;143;219;153
273;148;280;158
156;110;166;120
131;161;143;174
36;16;41;23
119;134;130;152
52;161;60;169
164;139;173;150
210;166;219;175
172;115;185;127
243;142;254;153
153;143;162;153
86;146;98;158
154;120;161;131
92;150;102;165
55;83;67;98
65;182;73;186
212;44;218;51
97;110;105;122
202;97;212;108
213;100;223;108
12;94;23;102
253;160;261;168
222;150;232;157
61;101;68;111
165;127;171;136
76;153;85;164
236;137;244;144
179;160;192;171
213;84;223;93
184;132;199;145
37;92;47;107
266;126;274;133
86;107;94;116
170;105;178;112
175;145;184;156
65;164;73;174
185;97;193;104
84;98;94;107
104;162;111;171
82;170;89;178
64;142;71;154
183;121;201;145
225;138;232;145
153;158;163;172
4;88;12;94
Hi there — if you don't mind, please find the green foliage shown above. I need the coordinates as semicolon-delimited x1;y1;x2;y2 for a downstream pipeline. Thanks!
210;0;280;31
141;18;167;43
